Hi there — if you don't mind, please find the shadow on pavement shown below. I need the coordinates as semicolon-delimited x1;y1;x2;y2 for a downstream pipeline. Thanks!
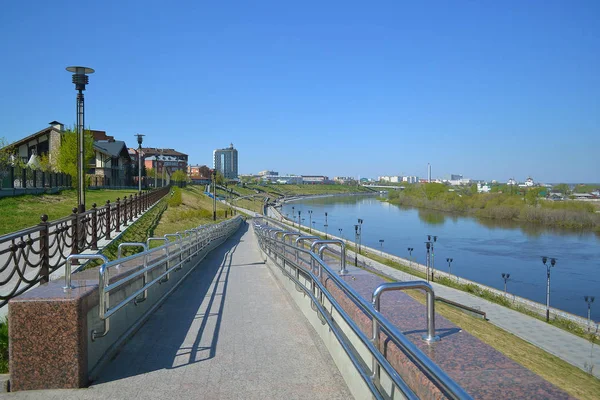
93;223;249;384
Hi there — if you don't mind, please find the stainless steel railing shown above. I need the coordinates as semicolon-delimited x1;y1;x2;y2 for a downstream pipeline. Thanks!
71;216;243;341
254;220;471;400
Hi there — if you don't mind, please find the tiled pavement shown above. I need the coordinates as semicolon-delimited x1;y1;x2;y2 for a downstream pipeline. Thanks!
1;224;352;400
348;248;600;379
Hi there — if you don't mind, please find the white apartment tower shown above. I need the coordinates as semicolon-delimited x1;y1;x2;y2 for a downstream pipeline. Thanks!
213;143;239;179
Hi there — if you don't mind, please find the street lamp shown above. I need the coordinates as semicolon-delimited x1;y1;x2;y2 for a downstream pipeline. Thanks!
357;218;364;254
66;66;94;212
425;242;431;282
212;169;217;221
541;256;557;322
379;239;384;256
292;206;295;227
447;258;454;275
324;212;329;239
585;296;595;332
354;224;360;266
407;247;414;267
308;210;313;233
134;134;145;192
501;273;510;296
338;228;343;241
427;235;438;281
298;210;301;232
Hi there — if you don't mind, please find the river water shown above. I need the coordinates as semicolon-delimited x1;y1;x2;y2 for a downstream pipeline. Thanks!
282;196;600;321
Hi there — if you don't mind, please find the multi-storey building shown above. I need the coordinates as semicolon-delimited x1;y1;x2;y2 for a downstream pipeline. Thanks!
142;148;188;176
258;170;278;177
213;144;238;179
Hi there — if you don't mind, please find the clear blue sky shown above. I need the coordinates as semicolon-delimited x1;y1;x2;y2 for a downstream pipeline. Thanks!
1;1;598;183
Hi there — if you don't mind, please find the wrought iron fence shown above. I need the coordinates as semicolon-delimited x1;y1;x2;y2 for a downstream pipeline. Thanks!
0;186;171;307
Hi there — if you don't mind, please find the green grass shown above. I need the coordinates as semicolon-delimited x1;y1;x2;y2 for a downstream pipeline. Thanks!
0;189;139;235
404;289;600;399
154;186;230;237
0;317;7;373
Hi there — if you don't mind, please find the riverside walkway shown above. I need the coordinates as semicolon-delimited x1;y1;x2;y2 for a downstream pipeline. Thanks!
3;224;352;400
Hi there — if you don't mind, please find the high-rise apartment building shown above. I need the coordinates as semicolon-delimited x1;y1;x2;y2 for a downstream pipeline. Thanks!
213;143;239;179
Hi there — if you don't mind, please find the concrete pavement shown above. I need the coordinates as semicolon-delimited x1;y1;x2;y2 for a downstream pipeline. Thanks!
1;223;352;399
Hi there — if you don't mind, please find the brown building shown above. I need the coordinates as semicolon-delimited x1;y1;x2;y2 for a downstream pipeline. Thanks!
142;148;188;176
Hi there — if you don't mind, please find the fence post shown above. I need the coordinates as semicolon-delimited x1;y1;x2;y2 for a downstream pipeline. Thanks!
22;167;27;188
10;166;14;189
105;200;112;240
39;214;50;284
70;207;79;257
123;196;129;226
129;195;134;222
115;198;121;233
41;171;45;188
91;203;98;250
32;170;37;188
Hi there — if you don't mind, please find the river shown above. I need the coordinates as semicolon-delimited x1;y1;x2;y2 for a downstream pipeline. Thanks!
281;195;600;321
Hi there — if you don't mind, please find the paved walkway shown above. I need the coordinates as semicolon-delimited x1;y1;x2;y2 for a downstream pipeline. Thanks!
265;207;600;379
2;224;352;399
351;249;600;379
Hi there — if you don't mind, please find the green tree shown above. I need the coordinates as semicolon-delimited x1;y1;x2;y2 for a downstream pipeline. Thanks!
215;170;225;185
171;169;188;182
470;183;478;194
423;183;447;200
57;129;94;187
525;188;544;206
553;183;570;195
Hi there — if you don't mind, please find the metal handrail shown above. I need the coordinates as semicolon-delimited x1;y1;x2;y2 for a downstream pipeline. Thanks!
117;242;148;260
309;239;347;275
89;216;242;341
254;222;471;400
64;254;109;291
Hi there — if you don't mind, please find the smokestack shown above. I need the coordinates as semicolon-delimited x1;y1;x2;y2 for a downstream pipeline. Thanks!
428;163;431;183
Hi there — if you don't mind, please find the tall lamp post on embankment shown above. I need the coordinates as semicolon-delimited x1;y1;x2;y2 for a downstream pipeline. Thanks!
427;235;437;281
407;247;413;267
357;218;364;254
379;239;384;256
324;212;328;239
424;241;431;282
501;273;510;296
541;256;557;322
134;134;145;192
66;66;94;213
446;258;453;275
354;224;360;266
212;169;217;221
298;210;301;233
308;210;312;233
585;296;595;332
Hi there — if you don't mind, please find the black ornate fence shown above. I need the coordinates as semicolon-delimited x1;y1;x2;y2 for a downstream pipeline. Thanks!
0;186;170;307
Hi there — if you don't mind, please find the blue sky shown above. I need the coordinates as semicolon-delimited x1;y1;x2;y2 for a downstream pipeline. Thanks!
1;1;598;183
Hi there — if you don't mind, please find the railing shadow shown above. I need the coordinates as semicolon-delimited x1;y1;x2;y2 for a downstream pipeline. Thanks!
92;223;248;384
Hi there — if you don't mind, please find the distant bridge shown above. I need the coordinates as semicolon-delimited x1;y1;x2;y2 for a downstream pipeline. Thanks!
361;184;404;190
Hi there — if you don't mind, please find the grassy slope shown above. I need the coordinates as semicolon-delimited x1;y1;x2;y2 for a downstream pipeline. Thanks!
0;189;137;235
154;186;229;237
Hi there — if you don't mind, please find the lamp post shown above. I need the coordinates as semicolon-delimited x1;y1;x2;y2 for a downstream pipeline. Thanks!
308;210;313;233
427;235;438;281
66;66;94;213
584;296;595;332
292;206;295;228
501;273;510;296
338;228;343;241
212;169;217;221
134;134;145;192
379;239;384;256
407;247;414;267
324;212;328;239
425;242;431;282
357;218;364;254
447;258;454;275
298;210;301;232
541;256;557;322
354;224;360;266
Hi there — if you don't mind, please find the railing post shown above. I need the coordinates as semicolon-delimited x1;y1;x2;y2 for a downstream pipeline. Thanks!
105;200;112;240
70;207;79;257
22;167;26;188
91;203;98;250
129;194;134;222
123;196;129;226
115;198;121;233
135;193;140;217
39;214;50;284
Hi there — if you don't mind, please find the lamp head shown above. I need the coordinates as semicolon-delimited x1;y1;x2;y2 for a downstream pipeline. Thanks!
135;134;145;146
550;258;556;266
542;256;548;265
426;242;431;250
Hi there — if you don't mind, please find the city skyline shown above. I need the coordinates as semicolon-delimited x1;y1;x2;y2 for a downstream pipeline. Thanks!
1;1;598;182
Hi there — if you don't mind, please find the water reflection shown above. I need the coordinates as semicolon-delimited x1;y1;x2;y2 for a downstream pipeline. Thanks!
417;209;446;225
